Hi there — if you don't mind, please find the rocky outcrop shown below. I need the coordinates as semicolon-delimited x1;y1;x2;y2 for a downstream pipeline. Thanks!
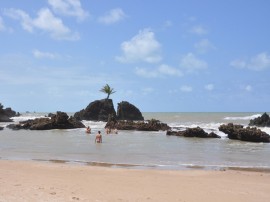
249;113;270;127
105;118;170;131
74;99;144;122
0;115;12;122
218;123;244;139
116;101;144;121
219;123;270;143
0;103;20;122
74;99;116;121
7;111;85;130
0;126;4;130
167;127;220;138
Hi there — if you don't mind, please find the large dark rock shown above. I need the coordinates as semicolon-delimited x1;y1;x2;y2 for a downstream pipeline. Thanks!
218;123;244;140
105;118;170;131
74;99;116;121
166;127;220;138
0;126;4;130
249;113;270;127
219;123;270;143
7;111;85;130
0;103;20;122
116;101;144;121
0;115;12;122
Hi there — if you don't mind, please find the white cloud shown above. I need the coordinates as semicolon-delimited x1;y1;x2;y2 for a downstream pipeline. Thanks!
98;8;127;25
33;49;58;59
180;53;208;72
180;85;193;92
158;64;183;77
249;52;270;70
194;39;215;54
33;8;80;40
135;64;182;78
5;8;79;40
5;8;33;32
190;25;208;35
205;84;214;91
48;0;89;21
116;29;162;63
135;67;159;78
230;52;270;71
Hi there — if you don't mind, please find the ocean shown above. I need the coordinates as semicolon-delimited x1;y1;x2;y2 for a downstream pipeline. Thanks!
0;112;270;170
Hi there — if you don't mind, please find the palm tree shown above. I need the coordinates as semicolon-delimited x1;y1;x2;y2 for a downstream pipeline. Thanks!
100;84;116;99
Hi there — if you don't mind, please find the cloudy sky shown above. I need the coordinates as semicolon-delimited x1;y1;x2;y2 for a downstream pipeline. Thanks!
1;0;270;112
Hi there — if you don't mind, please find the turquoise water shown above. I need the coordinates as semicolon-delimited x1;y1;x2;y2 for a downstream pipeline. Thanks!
0;112;270;170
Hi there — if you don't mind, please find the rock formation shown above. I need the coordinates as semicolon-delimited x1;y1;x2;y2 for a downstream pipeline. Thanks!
74;99;144;122
74;99;116;122
249;113;270;127
116;101;144;121
166;127;220;138
105;118;170;131
219;123;270;143
0;103;20;122
7;111;85;130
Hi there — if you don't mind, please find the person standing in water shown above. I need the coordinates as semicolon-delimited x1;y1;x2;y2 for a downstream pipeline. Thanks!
86;126;91;134
95;131;102;143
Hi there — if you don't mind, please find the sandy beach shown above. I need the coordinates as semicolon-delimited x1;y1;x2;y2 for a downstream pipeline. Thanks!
0;160;269;202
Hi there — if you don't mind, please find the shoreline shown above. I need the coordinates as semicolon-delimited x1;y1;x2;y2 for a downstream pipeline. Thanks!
3;158;270;173
0;160;270;202
2;157;270;173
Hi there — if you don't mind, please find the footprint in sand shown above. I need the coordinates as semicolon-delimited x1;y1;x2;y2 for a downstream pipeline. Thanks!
72;196;80;200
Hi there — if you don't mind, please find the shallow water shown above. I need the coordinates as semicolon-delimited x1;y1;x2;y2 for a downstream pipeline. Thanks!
0;112;270;170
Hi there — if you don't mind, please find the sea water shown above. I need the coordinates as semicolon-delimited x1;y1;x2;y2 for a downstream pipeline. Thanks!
0;112;270;170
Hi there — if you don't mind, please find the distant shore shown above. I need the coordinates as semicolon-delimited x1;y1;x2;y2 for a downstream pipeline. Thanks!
0;160;270;202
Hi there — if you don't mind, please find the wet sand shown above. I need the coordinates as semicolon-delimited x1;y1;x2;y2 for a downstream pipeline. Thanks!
0;160;270;202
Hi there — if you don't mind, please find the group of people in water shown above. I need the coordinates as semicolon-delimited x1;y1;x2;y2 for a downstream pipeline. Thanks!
85;126;118;143
105;127;118;135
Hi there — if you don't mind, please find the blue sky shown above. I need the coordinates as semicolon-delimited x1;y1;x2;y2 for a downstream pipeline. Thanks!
0;0;270;112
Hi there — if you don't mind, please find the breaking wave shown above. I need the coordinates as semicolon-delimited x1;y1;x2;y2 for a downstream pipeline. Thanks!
224;114;261;121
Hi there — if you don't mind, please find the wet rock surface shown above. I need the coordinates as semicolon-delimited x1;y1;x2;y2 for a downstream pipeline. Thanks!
249;113;270;127
0;103;20;122
219;123;270;143
7;111;85;130
106;118;170;131
166;127;220;138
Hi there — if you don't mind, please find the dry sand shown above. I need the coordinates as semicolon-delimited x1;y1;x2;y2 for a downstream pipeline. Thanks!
0;160;270;202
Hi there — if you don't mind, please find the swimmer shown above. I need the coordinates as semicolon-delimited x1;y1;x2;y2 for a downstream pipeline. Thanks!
86;126;91;134
95;131;102;143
